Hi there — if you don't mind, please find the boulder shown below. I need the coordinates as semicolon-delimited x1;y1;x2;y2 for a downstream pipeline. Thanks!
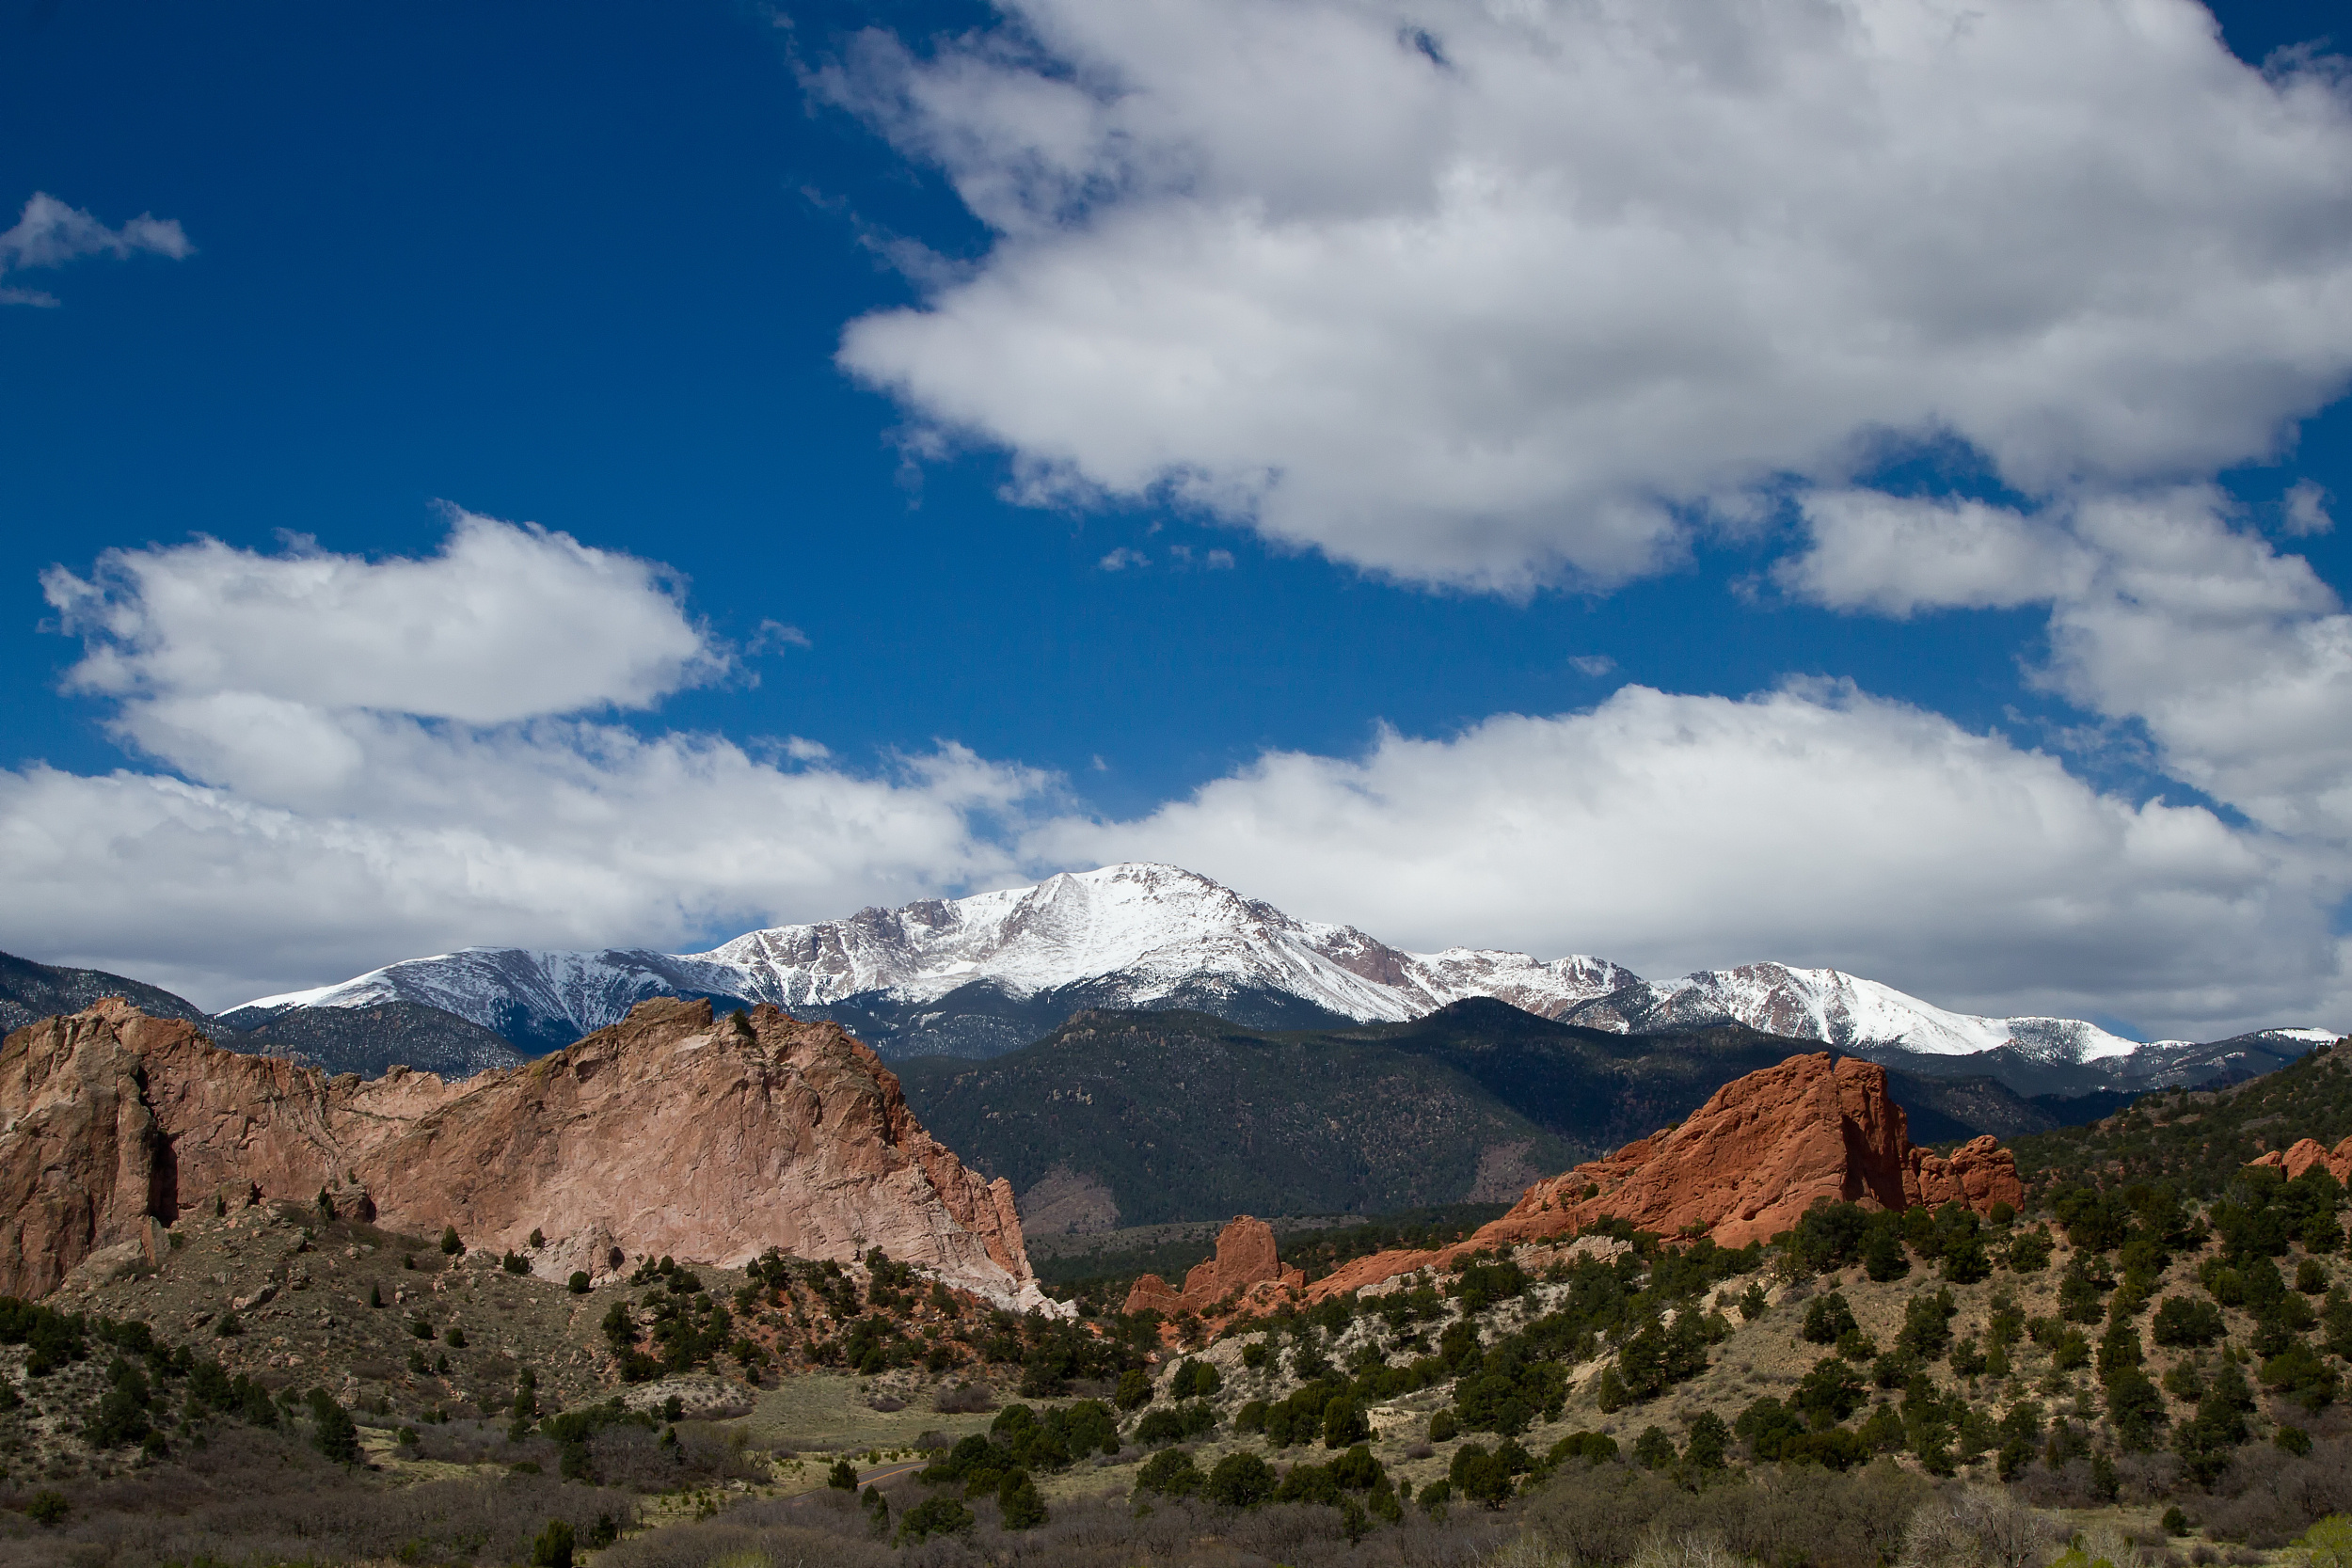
0;997;1057;1312
2249;1134;2352;1184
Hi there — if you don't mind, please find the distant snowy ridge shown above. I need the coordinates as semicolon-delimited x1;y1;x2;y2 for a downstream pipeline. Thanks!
230;863;2329;1067
1560;961;2146;1064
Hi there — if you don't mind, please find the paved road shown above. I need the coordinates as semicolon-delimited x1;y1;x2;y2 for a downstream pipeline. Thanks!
857;1459;930;1486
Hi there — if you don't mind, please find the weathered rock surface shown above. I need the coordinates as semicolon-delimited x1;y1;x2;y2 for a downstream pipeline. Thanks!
1309;1053;2023;1300
0;997;1056;1311
2249;1134;2352;1184
1123;1214;1303;1318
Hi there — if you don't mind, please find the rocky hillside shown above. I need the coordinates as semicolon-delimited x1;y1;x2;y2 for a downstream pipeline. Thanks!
0;997;1050;1310
2008;1038;2352;1196
896;1004;2060;1231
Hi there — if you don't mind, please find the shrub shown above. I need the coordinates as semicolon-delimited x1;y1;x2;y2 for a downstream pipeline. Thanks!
828;1457;858;1489
1429;1409;1459;1443
530;1518;575;1568
568;1271;591;1294
1452;1443;1516;1507
1551;1430;1620;1467
1686;1411;1729;1470
25;1490;68;1527
2007;1227;2055;1273
310;1392;361;1465
998;1467;1048;1529
1136;1448;1202;1497
2154;1295;2228;1348
1898;1290;1957;1358
440;1226;465;1256
1635;1427;1677;1469
1204;1451;1276;1509
1323;1394;1371;1449
2295;1516;2352;1568
1134;1407;1188;1447
1901;1483;2060;1568
1116;1368;1152;1410
895;1495;975;1544
1803;1291;1859;1346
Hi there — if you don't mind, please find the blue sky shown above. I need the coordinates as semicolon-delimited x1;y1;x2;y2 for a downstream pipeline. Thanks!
7;0;2352;1038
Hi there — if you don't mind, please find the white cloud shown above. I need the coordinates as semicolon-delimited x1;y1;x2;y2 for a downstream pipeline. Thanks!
825;0;2352;591
2040;492;2352;845
1779;491;2094;616
1783;484;2352;850
0;192;191;307
43;512;717;733
1568;654;1617;677
1035;681;2340;1037
1098;546;1149;571
3;519;1049;1006
2283;479;2334;537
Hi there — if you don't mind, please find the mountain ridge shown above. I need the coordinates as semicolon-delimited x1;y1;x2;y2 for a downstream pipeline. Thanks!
214;863;2337;1085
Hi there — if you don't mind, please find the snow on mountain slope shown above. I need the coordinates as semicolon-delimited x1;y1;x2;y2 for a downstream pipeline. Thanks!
232;864;1640;1053
1563;961;2141;1063
230;863;2304;1070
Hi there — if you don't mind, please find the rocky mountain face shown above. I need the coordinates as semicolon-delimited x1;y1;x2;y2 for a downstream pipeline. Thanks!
0;948;212;1036
1309;1053;2023;1299
0;998;1053;1311
1121;1214;1303;1319
213;864;2335;1091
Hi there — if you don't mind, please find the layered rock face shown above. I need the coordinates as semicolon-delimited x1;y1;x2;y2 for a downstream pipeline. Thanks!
0;998;1054;1311
1311;1053;2022;1300
2249;1135;2352;1184
1121;1215;1303;1318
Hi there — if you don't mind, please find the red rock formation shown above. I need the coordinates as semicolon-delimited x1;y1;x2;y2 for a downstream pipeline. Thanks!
1308;1053;2023;1301
1121;1215;1304;1318
2249;1135;2352;1184
0;998;1054;1310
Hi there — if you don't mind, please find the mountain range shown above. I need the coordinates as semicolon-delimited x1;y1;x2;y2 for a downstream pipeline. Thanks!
5;862;2336;1100
208;862;2333;1085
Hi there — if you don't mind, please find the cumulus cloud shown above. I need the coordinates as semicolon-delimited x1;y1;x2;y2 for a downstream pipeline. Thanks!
43;512;717;731
1778;491;2095;616
823;0;2352;590
1038;682;2338;1037
1783;484;2352;852
0;191;191;307
4;518;1047;1005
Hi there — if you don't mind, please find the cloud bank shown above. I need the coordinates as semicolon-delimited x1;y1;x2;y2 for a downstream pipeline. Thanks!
8;509;2348;1038
5;518;1044;1005
826;0;2352;590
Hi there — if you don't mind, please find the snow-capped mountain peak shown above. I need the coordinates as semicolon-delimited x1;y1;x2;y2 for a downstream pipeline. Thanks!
229;863;2318;1072
1564;961;2140;1063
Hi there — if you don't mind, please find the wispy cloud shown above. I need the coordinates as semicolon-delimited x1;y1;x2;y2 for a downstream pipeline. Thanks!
0;192;192;307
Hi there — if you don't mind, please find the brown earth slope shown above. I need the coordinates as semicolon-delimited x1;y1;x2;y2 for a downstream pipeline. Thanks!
0;996;1053;1309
